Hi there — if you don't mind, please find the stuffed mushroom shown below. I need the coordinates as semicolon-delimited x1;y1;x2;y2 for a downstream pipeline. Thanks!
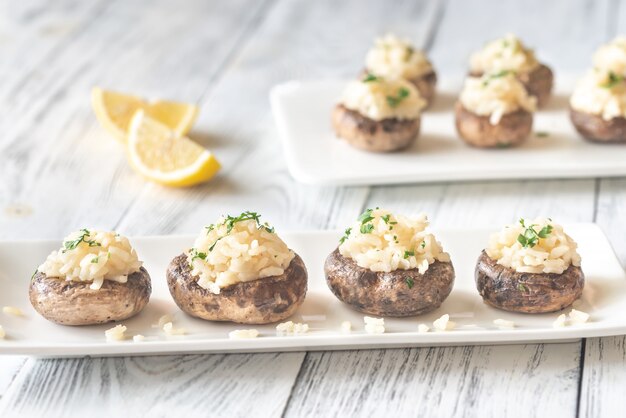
569;38;626;143
166;212;307;324
332;75;426;152
475;218;584;314
364;34;437;107
30;229;151;325
324;208;454;317
469;33;553;107
455;71;537;148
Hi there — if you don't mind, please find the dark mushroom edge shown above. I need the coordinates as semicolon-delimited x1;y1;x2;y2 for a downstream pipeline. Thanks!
166;252;308;325
570;107;626;143
475;250;584;314
455;102;532;148
29;267;152;326
409;71;437;109
332;104;420;152
324;248;455;317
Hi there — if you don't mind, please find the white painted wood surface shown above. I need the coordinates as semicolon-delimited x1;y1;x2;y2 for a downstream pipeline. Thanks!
0;0;623;416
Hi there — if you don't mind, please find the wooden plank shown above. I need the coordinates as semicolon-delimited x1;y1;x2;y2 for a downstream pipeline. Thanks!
284;343;581;417
430;0;610;77
112;0;445;235
365;180;597;228
0;0;268;240
0;352;305;417
0;0;115;399
579;336;626;418
579;179;626;417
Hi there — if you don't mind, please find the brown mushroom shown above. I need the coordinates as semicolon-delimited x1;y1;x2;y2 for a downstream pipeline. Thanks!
332;104;420;152
324;248;455;317
454;101;533;148
29;268;152;326
166;253;307;324
570;107;626;143
408;71;437;108
475;250;584;313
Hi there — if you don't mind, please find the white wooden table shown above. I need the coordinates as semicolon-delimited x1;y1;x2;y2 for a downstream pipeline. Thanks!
0;0;624;416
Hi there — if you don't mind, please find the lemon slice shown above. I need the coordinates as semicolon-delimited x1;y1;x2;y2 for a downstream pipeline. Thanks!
92;87;198;142
127;110;220;187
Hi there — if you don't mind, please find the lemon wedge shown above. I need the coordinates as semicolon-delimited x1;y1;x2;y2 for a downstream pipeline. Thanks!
127;110;220;187
92;87;198;142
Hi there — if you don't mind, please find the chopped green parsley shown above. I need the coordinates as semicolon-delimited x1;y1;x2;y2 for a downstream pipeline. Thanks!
207;211;275;252
62;229;101;253
517;218;553;248
362;73;379;83
601;71;624;89
339;227;352;244
386;88;410;108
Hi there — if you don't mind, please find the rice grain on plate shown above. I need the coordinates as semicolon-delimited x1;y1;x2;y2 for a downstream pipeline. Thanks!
229;329;260;339
569;309;590;324
364;316;385;334
38;229;142;290
2;306;23;317
105;325;127;341
163;322;186;336
433;314;455;331
276;321;309;336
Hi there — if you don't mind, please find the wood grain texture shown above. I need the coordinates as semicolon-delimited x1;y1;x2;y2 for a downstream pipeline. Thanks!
0;0;114;399
579;336;626;418
0;0;269;240
284;343;581;418
366;179;596;228
430;0;611;77
0;0;624;416
113;0;446;236
0;352;305;418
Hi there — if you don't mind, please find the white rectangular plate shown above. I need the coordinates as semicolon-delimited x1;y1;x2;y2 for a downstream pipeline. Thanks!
270;78;626;186
0;224;624;357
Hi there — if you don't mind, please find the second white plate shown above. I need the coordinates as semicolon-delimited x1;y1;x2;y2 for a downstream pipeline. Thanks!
0;224;624;357
270;78;626;186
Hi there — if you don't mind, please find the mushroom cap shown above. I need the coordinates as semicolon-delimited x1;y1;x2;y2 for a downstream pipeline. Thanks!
324;248;455;317
454;101;532;148
475;250;584;313
29;267;151;326
332;104;420;152
570;107;626;143
166;252;308;324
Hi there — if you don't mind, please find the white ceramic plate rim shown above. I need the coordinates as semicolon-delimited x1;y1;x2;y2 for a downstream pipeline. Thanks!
0;224;624;357
270;78;626;186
